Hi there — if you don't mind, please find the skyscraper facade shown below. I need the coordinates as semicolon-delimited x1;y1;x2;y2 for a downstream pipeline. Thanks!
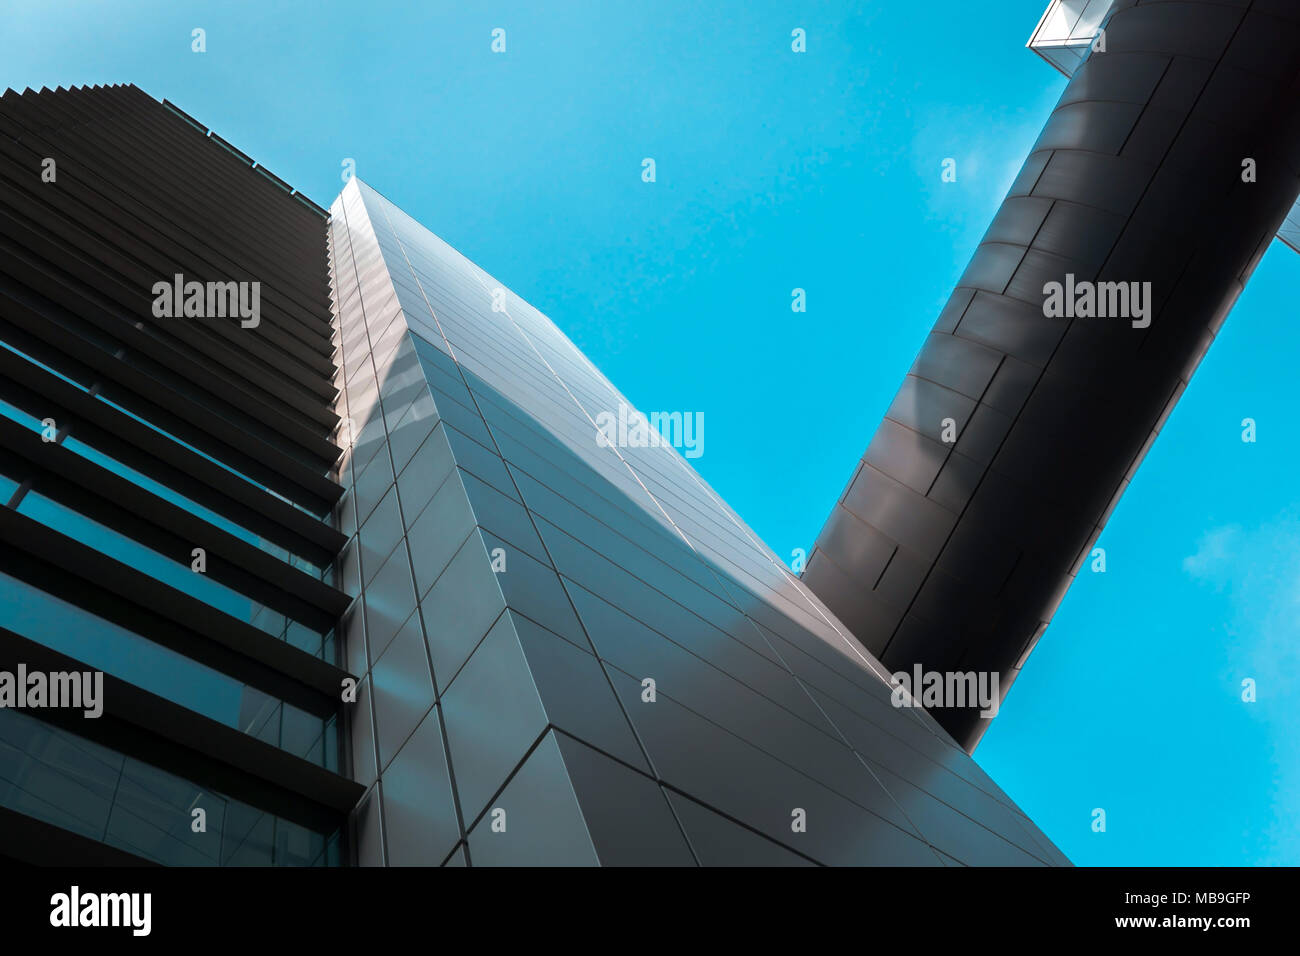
0;84;357;865
0;83;1067;866
329;179;1065;866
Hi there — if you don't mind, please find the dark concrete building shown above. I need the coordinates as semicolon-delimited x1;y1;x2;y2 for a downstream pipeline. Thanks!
803;0;1300;751
0;83;1068;865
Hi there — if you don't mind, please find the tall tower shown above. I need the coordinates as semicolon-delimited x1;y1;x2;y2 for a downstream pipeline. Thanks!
329;179;1066;866
0;84;356;865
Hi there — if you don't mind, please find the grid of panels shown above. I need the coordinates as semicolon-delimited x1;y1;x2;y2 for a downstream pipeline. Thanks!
1031;0;1300;259
805;0;1300;750
331;178;1067;866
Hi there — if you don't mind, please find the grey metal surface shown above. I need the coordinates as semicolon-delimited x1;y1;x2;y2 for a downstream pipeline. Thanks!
331;179;1067;865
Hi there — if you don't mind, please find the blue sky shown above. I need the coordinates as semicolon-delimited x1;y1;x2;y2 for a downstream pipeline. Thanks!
5;0;1297;866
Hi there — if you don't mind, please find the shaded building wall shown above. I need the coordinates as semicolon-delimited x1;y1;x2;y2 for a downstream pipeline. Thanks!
803;0;1300;750
0;84;356;865
330;179;1066;866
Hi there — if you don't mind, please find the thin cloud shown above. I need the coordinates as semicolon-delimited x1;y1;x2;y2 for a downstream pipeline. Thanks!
1183;510;1300;863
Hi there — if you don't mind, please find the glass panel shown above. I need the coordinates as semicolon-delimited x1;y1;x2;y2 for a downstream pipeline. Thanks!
62;436;329;579
95;394;325;518
0;395;45;433
0;707;336;865
0;569;336;769
0;337;91;390
17;490;295;639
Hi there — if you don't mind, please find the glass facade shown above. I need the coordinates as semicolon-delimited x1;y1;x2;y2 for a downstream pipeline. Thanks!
0;568;336;765
0;84;358;865
0;707;336;866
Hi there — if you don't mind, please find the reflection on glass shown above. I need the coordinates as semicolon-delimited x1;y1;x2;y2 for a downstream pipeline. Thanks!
0;570;336;769
0;708;338;865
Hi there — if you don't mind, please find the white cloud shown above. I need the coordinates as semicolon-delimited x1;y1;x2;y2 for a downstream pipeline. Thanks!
1183;512;1300;690
1183;509;1300;863
1182;523;1242;583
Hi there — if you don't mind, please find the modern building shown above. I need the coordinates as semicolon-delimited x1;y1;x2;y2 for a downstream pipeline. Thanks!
803;0;1300;750
330;178;1073;866
0;83;1068;866
0;83;355;865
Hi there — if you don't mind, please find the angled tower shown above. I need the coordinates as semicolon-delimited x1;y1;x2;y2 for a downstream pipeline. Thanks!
330;179;1066;865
